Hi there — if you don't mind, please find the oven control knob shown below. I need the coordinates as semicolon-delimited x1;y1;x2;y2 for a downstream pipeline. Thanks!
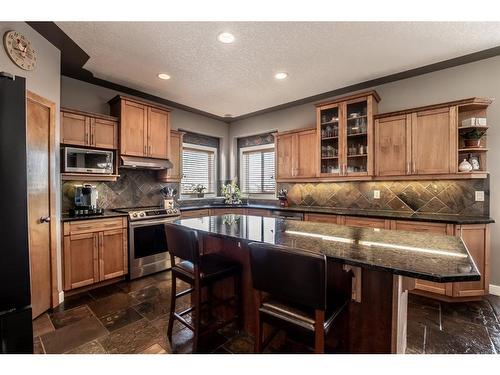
132;213;138;218
167;209;172;214
140;212;145;217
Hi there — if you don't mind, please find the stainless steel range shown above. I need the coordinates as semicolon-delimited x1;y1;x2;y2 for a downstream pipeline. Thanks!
114;206;180;280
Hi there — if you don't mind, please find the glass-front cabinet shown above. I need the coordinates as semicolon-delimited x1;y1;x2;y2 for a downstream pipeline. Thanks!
316;91;380;178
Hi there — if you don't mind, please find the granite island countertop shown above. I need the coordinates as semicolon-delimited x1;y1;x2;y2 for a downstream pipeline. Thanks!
179;203;494;224
173;214;480;283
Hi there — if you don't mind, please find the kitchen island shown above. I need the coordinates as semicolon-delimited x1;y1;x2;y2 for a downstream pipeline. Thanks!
172;214;480;353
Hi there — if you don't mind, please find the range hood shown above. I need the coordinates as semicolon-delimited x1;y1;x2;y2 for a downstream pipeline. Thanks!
120;155;173;170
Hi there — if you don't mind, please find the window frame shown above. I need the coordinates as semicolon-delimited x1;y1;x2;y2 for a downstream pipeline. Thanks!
181;143;218;196
239;143;276;196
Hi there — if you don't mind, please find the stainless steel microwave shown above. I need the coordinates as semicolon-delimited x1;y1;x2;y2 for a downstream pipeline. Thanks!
63;147;114;174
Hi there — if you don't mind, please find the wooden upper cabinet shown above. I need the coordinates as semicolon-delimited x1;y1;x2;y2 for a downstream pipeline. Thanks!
276;132;295;179
120;100;148;157
147;107;170;159
109;96;171;159
276;128;317;180
411;107;456;175
61;111;90;146
91;118;118;149
295;129;317;178
158;130;184;182
375;114;411;176
316;91;380;179
61;108;118;150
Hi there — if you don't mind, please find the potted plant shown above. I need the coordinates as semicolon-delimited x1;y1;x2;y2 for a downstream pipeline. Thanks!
462;128;486;148
193;184;206;198
221;179;242;205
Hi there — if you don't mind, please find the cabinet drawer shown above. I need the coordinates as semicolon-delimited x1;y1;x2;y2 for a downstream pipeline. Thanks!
343;216;388;229
66;217;126;235
305;213;340;224
391;220;452;234
210;208;246;216
246;208;272;217
180;209;210;219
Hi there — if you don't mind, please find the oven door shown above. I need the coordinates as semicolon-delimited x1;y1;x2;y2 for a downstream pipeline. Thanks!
128;217;176;279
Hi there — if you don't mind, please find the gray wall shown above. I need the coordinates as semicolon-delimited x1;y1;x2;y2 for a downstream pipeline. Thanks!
0;22;62;295
229;55;500;286
61;76;230;181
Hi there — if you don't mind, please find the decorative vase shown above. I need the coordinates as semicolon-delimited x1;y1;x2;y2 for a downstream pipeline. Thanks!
458;159;473;172
469;156;480;170
464;139;481;148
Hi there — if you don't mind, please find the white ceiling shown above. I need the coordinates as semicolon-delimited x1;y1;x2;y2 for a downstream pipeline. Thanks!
56;22;500;118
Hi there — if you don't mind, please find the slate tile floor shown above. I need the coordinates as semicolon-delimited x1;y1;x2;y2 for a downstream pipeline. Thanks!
32;271;500;354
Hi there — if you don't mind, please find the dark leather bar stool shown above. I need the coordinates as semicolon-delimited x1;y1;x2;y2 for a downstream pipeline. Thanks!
165;223;242;353
248;242;348;354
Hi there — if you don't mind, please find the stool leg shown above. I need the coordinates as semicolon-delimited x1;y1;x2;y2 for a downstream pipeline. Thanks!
167;274;177;340
192;279;201;353
314;309;325;354
234;273;242;331
254;290;263;353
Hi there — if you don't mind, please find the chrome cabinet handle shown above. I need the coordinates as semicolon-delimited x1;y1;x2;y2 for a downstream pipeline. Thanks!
406;162;410;175
412;162;416;174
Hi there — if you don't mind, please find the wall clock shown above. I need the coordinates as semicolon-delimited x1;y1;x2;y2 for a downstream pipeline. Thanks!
3;30;37;71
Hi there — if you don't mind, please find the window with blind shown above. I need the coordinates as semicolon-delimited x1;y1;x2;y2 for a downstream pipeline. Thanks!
181;145;217;194
240;146;276;194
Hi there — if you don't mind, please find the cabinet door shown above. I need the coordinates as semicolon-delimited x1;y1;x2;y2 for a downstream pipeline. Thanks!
246;208;272;217
392;220;453;296
375;114;411;176
91;118;118;149
342;216;388;229
147;107;170;159
210;208;246;216
99;229;128;281
411;107;456;175
167;131;182;180
63;232;99;291
295;129;317;178
121;100;148;156
276;133;294;179
452;224;489;297
61;111;90;146
180;209;211;218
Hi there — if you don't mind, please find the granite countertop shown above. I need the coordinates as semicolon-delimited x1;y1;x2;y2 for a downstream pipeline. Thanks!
179;203;494;224
173;214;480;283
61;210;129;222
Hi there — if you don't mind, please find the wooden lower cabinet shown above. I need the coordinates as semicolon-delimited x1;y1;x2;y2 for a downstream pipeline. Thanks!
210;208;246;216
180;209;211;219
246;208;272;217
63;218;127;291
304;213;340;224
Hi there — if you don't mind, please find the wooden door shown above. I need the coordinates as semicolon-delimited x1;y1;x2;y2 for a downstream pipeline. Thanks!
375;114;411;176
61;111;90;146
295;129;317;178
27;92;57;318
391;220;453;296
276;133;294;179
121;100;148;156
91;118;117;149
452;224;489;297
63;232;99;291
411;107;456;175
99;229;128;281
147;107;170;159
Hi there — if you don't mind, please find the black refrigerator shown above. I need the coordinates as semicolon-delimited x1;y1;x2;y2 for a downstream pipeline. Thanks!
0;72;34;354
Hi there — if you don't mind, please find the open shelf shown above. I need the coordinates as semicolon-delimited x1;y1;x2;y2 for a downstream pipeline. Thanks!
321;120;339;126
321;156;338;160
347;154;368;158
458;125;489;132
347;114;368;120
321;136;339;140
458;148;489;153
347;132;368;137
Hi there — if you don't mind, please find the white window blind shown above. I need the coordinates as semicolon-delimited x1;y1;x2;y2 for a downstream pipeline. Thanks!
181;145;217;194
240;147;276;194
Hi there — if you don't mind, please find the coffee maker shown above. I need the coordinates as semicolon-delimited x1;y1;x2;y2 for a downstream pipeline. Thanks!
70;184;103;217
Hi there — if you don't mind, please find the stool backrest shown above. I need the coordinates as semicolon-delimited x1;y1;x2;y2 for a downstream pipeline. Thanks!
248;242;327;310
165;223;200;265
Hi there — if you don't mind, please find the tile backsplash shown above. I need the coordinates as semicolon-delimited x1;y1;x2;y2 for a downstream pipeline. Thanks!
278;178;489;216
62;169;179;212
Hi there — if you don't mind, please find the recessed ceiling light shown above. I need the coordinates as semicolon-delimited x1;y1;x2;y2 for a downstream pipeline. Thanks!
217;32;235;44
274;72;288;80
158;73;171;80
